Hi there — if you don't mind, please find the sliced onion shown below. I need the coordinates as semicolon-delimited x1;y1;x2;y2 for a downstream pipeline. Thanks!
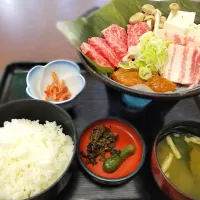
139;67;152;80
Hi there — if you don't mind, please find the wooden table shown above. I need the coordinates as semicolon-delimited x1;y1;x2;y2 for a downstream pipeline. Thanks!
0;0;109;72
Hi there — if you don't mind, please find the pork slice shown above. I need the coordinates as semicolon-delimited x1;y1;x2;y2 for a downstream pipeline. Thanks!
186;41;199;48
157;29;199;47
169;45;185;83
190;51;200;87
190;49;200;81
165;30;186;45
163;44;174;78
80;42;113;68
196;53;200;82
88;37;120;67
174;33;185;45
163;44;185;83
164;44;200;85
181;47;197;84
193;37;200;47
171;32;200;47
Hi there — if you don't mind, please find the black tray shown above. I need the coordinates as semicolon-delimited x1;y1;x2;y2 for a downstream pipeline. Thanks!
1;62;200;200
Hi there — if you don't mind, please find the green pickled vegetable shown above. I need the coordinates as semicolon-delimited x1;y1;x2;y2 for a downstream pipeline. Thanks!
103;144;135;173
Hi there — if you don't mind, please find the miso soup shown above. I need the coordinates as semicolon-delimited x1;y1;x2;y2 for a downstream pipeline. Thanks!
157;133;200;200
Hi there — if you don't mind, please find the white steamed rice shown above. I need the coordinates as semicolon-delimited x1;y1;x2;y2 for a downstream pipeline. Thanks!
0;119;74;200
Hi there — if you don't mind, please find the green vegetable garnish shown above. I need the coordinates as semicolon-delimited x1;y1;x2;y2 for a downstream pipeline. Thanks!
146;64;157;72
131;60;145;69
128;61;137;68
134;32;169;75
118;31;169;80
118;62;130;69
139;67;152;80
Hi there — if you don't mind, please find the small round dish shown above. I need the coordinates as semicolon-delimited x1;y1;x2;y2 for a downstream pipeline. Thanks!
77;117;146;185
26;59;86;105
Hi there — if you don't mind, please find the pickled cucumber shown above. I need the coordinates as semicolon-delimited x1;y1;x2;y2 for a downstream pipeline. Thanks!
103;144;135;173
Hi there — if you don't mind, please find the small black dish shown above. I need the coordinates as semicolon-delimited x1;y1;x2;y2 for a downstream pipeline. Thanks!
0;99;76;200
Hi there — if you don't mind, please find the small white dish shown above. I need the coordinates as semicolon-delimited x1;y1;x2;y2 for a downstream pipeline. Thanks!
26;60;86;105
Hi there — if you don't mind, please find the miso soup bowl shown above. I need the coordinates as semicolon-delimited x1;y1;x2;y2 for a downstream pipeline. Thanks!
151;121;200;200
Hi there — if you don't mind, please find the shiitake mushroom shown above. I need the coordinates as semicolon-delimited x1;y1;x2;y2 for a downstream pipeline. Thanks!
129;12;145;24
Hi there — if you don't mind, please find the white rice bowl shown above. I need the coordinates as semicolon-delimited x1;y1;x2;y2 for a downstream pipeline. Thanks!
0;119;74;200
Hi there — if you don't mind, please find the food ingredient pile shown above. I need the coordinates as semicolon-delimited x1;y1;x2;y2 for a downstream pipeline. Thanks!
81;125;118;165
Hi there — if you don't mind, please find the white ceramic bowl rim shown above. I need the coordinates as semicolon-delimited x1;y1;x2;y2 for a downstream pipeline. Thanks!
26;60;85;104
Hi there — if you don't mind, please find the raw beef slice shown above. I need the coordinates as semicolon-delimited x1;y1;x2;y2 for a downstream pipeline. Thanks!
80;42;113;68
88;37;120;67
127;22;151;47
101;24;128;60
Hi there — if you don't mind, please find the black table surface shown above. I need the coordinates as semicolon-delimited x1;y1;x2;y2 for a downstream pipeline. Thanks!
1;62;200;200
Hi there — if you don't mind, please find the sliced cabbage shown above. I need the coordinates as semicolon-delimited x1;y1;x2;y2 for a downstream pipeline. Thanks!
131;60;145;69
118;62;130;69
118;61;138;69
118;31;170;80
136;31;169;74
